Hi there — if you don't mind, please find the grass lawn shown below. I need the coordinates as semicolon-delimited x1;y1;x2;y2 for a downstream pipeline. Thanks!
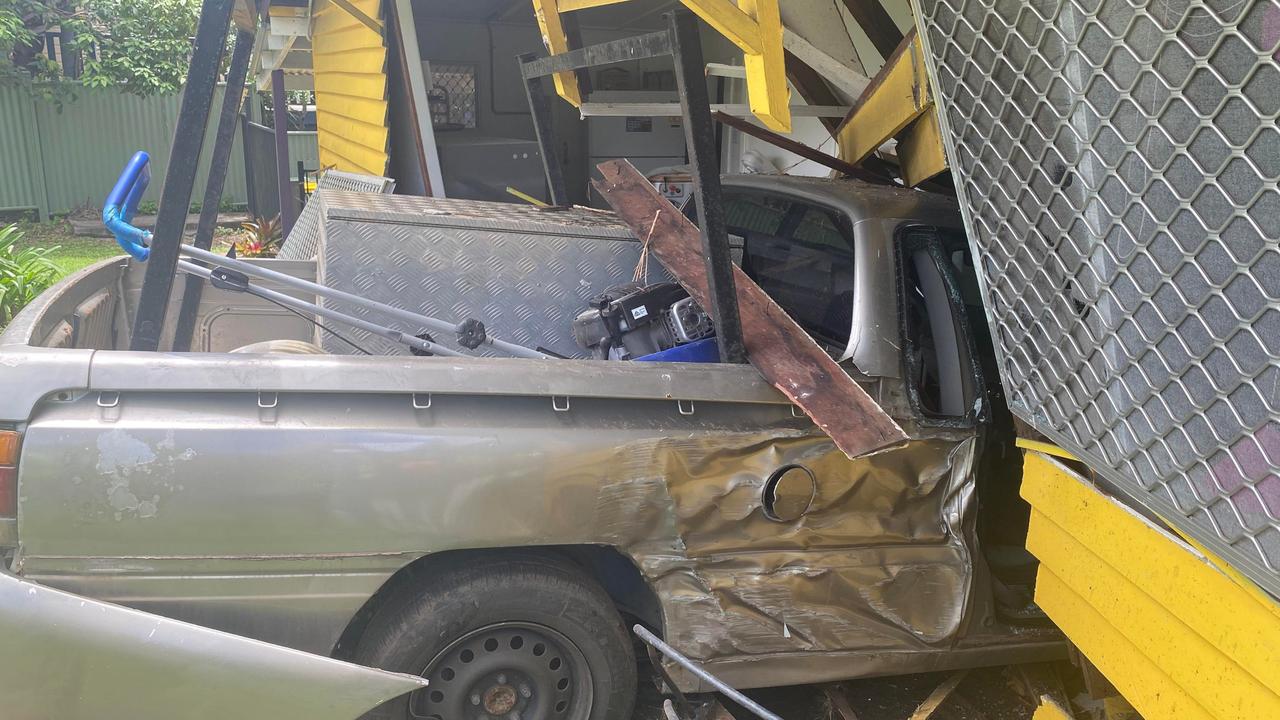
11;220;241;280
11;220;122;278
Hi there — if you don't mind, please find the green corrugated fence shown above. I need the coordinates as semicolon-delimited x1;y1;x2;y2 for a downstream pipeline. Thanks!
0;83;319;220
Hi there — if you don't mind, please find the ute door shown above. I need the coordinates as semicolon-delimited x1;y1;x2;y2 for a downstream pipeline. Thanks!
655;188;988;670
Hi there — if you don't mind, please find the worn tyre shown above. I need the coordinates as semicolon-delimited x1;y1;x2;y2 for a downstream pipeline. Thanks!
354;555;637;720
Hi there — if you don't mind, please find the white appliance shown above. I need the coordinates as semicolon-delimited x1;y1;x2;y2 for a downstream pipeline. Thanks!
587;91;688;193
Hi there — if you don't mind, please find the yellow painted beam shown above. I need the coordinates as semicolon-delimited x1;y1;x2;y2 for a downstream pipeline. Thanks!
836;29;930;165
1015;437;1079;461
678;0;762;55
531;0;582;107
735;0;789;133
1022;453;1280;720
898;108;947;187
557;0;628;10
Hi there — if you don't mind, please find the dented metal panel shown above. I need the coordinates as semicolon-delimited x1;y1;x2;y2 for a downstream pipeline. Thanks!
0;571;426;720
11;345;1048;687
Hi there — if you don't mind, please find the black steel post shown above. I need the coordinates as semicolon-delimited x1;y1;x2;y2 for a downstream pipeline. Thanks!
297;160;306;206
668;10;747;363
240;113;258;216
520;53;568;206
272;68;297;236
130;0;234;351
171;27;255;353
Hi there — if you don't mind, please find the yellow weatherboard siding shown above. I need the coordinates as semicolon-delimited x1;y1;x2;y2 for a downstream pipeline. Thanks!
312;0;389;175
1021;452;1280;720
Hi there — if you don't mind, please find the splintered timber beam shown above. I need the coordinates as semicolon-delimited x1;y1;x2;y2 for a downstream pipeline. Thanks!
593;159;907;459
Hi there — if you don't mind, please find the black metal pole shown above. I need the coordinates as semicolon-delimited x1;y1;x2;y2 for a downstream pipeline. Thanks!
130;0;234;351
240;113;258;216
272;68;297;236
297;159;306;207
668;10;747;363
520;53;568;206
172;27;255;353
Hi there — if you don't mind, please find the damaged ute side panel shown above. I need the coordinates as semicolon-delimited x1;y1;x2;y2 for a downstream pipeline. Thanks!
2;177;1060;693
15;355;1009;689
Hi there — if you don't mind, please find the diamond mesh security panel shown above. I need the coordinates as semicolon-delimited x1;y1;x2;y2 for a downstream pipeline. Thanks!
915;0;1280;594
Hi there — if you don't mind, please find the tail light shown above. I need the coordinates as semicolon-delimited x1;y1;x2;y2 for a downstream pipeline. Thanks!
0;430;18;518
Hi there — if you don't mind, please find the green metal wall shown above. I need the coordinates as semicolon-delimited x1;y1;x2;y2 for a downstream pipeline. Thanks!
0;84;319;219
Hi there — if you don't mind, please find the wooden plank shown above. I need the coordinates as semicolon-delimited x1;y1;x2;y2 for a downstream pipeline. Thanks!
784;48;842;134
592;159;907;460
908;670;969;720
783;29;870;100
711;110;884;183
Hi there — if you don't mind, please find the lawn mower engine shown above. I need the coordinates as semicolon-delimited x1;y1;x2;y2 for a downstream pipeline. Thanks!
572;283;714;360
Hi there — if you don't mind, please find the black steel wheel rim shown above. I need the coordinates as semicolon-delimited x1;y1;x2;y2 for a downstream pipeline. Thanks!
411;622;594;720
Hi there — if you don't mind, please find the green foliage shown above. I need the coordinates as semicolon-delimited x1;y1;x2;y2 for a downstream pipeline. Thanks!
235;215;282;258
0;224;61;327
1;0;200;98
79;0;200;96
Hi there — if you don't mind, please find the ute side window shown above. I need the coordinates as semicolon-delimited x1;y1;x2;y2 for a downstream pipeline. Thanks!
898;227;983;424
720;191;857;349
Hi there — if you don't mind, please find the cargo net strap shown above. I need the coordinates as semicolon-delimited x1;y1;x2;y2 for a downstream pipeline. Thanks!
915;0;1280;595
276;170;397;261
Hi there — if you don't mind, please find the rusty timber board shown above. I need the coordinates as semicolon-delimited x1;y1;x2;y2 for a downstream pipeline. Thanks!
593;159;906;459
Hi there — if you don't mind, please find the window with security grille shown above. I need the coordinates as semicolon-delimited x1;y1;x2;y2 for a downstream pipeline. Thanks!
427;63;477;130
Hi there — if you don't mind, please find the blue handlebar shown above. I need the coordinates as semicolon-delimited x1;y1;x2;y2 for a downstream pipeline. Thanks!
103;151;153;261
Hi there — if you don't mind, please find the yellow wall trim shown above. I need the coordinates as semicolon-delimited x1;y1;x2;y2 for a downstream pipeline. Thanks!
1022;452;1280;720
312;0;389;175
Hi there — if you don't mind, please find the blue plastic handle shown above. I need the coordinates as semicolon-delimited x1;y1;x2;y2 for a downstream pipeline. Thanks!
102;151;153;261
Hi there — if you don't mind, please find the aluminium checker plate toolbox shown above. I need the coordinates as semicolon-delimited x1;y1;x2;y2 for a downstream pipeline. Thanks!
310;190;671;358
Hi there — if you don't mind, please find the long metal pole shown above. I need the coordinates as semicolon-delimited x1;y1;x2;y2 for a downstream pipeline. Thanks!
632;625;781;720
271;68;297;236
179;244;549;358
172;28;255;352
129;0;234;351
668;10;747;364
176;261;463;357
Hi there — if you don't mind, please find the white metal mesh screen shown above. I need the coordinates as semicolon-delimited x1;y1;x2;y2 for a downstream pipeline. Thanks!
914;0;1280;594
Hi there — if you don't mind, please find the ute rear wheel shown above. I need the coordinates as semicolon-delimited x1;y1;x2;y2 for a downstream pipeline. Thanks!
354;555;637;720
